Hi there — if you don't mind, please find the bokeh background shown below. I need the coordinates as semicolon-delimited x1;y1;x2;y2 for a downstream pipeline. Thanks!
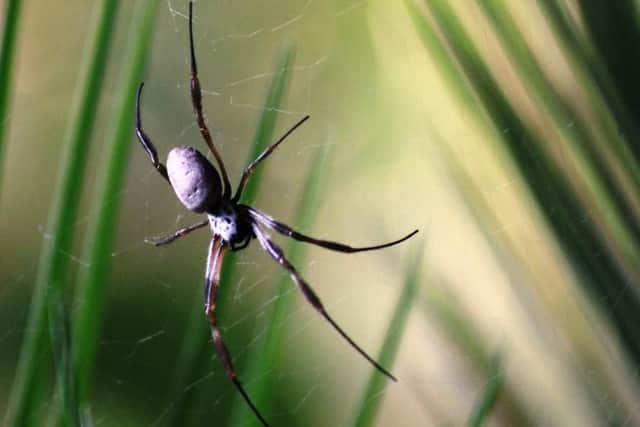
1;0;639;426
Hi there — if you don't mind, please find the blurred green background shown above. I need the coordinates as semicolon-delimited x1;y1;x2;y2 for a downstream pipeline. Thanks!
1;0;640;426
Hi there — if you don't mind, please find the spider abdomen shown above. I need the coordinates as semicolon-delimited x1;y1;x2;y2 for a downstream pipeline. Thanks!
167;146;222;213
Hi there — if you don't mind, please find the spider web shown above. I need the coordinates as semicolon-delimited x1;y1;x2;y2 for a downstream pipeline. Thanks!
5;1;636;426
8;0;639;426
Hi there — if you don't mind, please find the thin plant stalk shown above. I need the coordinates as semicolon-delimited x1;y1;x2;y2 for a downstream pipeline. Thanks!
0;0;23;196
349;245;421;427
425;283;533;427
467;353;503;427
48;292;79;427
71;0;160;411
4;1;118;425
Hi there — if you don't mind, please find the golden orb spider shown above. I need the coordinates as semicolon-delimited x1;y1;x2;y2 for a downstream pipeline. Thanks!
134;3;418;426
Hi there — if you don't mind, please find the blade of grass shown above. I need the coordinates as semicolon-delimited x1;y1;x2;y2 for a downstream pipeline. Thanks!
47;291;79;427
71;0;160;412
165;42;297;426
228;142;333;427
425;283;533;427
0;0;23;196
467;352;503;427
349;244;422;427
4;1;119;425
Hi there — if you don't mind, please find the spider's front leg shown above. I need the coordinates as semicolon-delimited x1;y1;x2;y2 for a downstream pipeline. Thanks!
187;2;231;198
135;83;170;183
233;115;309;202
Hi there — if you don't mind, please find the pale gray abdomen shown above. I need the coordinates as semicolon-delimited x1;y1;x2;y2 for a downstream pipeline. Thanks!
166;146;222;213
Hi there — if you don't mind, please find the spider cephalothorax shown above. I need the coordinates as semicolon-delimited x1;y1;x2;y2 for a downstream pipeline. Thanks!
207;202;253;249
134;2;418;426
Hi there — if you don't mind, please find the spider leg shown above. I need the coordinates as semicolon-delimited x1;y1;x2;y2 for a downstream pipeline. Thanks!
204;237;271;427
251;223;397;381
135;83;170;183
188;2;231;198
232;115;310;202
247;206;418;253
145;219;209;246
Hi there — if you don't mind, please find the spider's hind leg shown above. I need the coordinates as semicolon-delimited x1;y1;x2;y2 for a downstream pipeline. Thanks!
246;206;418;254
204;238;272;427
251;222;397;381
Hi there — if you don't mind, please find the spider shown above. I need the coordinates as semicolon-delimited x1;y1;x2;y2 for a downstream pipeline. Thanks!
134;3;418;426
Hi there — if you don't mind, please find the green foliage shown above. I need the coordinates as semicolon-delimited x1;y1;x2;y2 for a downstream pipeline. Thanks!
408;0;640;423
413;0;640;362
6;0;640;425
4;1;119;424
71;0;160;411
